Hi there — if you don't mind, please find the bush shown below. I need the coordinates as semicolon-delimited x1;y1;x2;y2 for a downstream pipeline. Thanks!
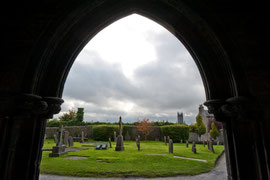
92;125;119;141
46;119;60;127
189;124;198;133
160;125;189;142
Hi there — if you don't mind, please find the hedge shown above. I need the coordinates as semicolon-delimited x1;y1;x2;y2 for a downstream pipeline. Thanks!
92;125;120;141
46;119;87;127
160;125;189;142
123;125;135;140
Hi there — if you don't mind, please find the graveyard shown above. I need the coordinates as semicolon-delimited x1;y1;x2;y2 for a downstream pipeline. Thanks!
40;138;224;177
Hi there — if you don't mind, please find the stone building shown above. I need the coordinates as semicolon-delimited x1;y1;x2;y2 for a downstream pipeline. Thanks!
177;112;184;124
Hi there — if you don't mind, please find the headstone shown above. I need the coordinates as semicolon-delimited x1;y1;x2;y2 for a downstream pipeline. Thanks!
136;138;140;151
109;138;112;148
115;116;124;151
164;136;167;145
186;140;189;148
192;141;197;154
81;131;85;143
169;139;173;153
68;136;74;147
63;131;69;146
180;139;183;143
56;125;64;146
53;134;58;144
49;125;67;157
101;144;108;150
114;131;117;142
209;139;215;153
125;131;131;140
96;144;102;150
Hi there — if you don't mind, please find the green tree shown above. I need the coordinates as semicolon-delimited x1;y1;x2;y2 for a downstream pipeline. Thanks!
59;109;76;122
196;114;206;139
210;122;220;139
76;108;84;122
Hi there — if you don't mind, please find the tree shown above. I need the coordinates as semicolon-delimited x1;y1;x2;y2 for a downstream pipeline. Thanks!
210;122;220;140
59;109;76;122
136;118;153;140
195;114;206;139
76;108;84;122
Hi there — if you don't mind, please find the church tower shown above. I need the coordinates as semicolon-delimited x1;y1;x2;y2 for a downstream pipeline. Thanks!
177;112;184;124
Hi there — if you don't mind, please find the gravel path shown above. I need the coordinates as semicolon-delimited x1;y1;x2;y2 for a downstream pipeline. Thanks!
39;152;227;180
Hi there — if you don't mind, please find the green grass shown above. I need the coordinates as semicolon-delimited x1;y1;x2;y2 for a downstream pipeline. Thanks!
40;139;224;178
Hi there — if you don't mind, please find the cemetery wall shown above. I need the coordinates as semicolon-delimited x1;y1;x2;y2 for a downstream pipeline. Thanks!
46;126;93;138
46;125;223;143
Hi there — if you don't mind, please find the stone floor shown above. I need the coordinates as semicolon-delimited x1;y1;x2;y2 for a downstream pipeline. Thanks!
39;153;227;180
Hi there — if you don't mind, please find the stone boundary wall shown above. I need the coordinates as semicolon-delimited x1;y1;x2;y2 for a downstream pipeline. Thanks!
46;126;93;138
45;125;223;143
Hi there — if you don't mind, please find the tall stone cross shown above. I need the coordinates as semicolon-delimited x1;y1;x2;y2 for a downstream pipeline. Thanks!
119;116;122;136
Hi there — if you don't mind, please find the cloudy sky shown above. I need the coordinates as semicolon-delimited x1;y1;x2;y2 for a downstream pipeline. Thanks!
57;14;206;124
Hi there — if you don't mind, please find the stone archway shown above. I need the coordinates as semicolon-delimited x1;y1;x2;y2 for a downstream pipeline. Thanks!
1;1;269;180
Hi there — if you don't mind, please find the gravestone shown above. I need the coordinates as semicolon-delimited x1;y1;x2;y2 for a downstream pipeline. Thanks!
192;141;197;154
209;140;215;153
181;139;183;143
186;140;189;148
63;131;69;146
49;126;67;157
101;144;108;150
53;134;58;144
68;136;74;147
115;116;124;151
164;136;167;145
114;131;117;142
96;144;102;150
81;131;85;143
136;138;140;151
109;138;112;148
125;131;131;140
169;139;173;153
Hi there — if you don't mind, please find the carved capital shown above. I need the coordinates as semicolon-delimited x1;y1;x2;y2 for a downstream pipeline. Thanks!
42;97;64;118
204;96;257;122
0;93;63;118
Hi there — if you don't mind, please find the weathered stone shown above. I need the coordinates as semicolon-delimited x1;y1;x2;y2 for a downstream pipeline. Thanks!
68;136;74;147
81;131;85;143
109;137;112;148
186;140;189;148
53;134;58;144
164;136;167;145
192;141;197;154
136;138;140;151
115;116;124;151
114;131;117;142
169;139;173;153
63;131;69;146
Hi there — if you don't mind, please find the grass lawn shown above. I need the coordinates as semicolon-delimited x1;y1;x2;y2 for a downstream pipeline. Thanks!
40;139;224;178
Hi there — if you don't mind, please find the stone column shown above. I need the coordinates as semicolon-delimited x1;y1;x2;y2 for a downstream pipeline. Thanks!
0;94;63;180
204;96;269;180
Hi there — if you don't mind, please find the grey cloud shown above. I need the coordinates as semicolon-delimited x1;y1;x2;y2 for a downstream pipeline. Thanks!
61;30;205;124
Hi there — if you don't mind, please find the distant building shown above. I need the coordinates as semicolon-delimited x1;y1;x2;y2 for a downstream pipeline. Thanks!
198;104;215;133
198;104;223;143
177;112;184;124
